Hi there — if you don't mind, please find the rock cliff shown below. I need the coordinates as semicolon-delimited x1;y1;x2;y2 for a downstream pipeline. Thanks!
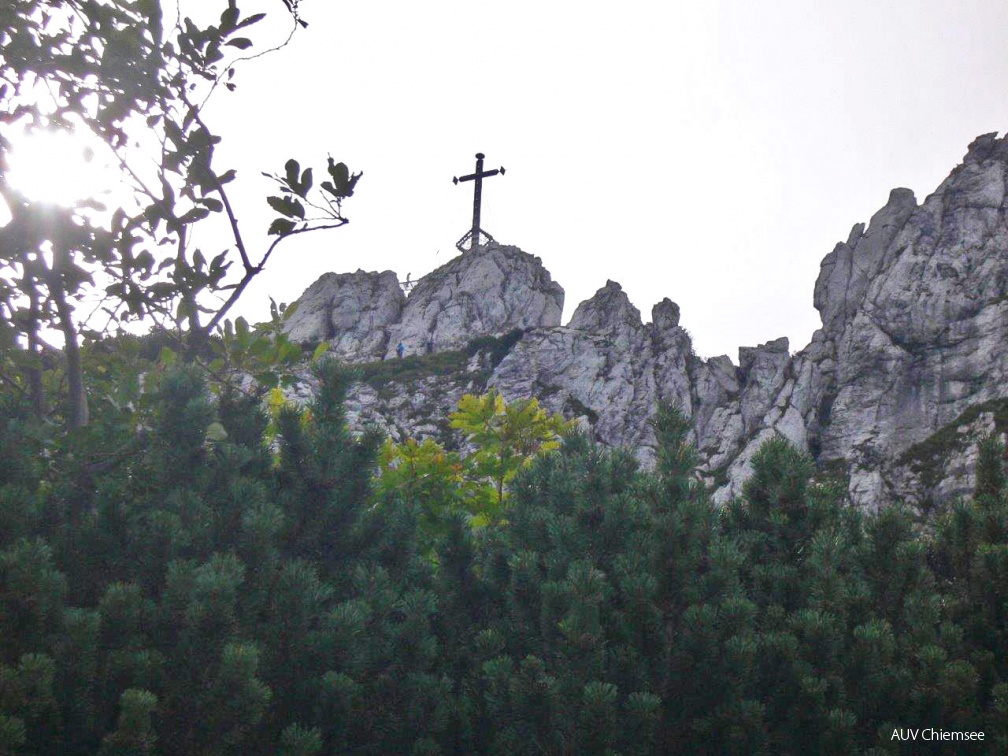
282;269;405;363
800;133;1008;507
382;243;564;359
283;134;1008;510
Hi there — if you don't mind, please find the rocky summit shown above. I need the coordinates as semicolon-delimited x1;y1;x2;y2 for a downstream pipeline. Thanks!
283;134;1008;510
282;269;405;363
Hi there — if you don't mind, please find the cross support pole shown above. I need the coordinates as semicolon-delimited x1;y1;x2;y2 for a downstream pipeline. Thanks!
453;152;505;251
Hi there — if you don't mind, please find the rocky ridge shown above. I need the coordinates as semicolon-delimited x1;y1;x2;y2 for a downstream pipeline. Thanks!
284;134;1008;509
285;244;563;360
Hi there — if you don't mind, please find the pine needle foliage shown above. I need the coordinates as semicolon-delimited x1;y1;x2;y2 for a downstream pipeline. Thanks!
0;370;1005;753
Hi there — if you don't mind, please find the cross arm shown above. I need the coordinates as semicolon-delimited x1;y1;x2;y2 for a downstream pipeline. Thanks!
453;166;505;184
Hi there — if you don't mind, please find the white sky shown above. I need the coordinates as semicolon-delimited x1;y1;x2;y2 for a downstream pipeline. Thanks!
35;1;1008;360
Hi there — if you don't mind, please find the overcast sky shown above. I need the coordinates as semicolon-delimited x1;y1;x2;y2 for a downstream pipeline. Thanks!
192;0;1008;360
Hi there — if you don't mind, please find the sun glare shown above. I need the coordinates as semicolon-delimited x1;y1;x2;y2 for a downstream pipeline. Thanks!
6;128;113;207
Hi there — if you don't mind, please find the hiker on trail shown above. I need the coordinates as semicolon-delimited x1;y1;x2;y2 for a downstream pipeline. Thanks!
396;342;405;359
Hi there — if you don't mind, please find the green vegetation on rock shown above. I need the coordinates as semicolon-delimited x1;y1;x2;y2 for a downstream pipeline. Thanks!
354;330;527;391
355;349;474;390
899;397;1008;491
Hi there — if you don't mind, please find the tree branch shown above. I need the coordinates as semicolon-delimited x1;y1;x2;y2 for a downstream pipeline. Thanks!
203;219;347;333
189;107;252;271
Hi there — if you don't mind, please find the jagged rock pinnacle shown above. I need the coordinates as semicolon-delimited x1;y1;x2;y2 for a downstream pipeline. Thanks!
285;134;1008;510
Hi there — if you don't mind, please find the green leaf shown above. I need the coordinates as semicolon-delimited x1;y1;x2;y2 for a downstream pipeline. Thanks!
311;341;329;362
268;218;296;236
250;337;272;358
220;5;239;30
143;203;162;228
327;158;348;187
138;0;163;47
134;250;155;270
266;195;304;219
225;38;253;50
164;120;184;149
188;126;214;152
254;370;279;387
235;12;266;30
209;250;229;273
298;167;313;197
205;422;229;442
148;282;176;299
285;159;300;189
177;299;194;322
179;207;210;224
279;341;301;363
325;158;362;198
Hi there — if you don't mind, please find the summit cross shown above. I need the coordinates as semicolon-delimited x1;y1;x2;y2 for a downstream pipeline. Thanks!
453;152;505;252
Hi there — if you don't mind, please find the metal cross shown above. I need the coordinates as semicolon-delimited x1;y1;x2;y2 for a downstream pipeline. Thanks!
453;152;504;251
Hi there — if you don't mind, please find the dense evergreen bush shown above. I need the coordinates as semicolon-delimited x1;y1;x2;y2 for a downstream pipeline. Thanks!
0;360;1005;754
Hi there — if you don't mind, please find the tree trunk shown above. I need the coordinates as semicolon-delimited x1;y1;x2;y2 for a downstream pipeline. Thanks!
51;284;88;428
22;270;46;420
14;246;47;419
46;248;88;429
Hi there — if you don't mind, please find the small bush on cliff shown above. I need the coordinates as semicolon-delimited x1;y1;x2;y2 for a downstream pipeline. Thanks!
376;391;576;545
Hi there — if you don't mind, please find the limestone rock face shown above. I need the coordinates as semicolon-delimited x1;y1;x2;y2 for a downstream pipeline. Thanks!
651;298;681;333
491;282;693;467
804;133;1008;507
569;280;643;344
384;243;564;359
283;133;1008;511
283;270;405;363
